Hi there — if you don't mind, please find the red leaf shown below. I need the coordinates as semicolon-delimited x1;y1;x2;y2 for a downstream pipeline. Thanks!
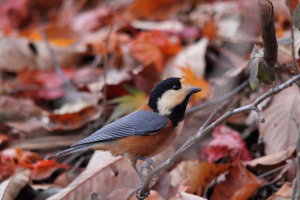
201;125;252;163
211;161;261;200
0;152;16;182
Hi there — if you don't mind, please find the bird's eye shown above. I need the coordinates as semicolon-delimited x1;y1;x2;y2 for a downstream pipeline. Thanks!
173;85;179;90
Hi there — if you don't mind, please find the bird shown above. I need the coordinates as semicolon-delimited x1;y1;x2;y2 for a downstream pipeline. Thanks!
46;77;201;181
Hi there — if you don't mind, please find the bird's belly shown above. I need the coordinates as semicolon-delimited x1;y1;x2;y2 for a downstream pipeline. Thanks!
110;123;182;159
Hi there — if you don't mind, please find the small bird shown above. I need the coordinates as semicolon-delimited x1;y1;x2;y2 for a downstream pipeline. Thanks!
46;77;201;181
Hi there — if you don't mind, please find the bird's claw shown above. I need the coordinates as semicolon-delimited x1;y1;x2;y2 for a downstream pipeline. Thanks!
135;185;150;200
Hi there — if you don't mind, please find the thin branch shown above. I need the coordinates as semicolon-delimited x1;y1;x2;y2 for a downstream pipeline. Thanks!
137;74;300;197
287;0;300;75
102;25;113;121
187;80;249;114
257;165;285;178
40;29;77;93
253;106;265;123
90;54;102;76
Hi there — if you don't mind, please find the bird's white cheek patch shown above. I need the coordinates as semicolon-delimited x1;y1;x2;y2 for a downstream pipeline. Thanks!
157;90;186;115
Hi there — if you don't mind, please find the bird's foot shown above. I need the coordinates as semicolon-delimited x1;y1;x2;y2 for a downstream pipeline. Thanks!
134;185;150;200
136;157;161;182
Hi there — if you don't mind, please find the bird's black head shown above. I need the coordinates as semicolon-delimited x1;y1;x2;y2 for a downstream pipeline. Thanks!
148;77;201;127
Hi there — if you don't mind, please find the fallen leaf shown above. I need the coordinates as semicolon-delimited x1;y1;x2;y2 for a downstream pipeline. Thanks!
201;125;252;163
0;0;29;34
49;146;174;200
106;85;148;124
0;134;9;146
123;0;187;21
0;170;30;200
243;147;295;168
267;182;292;200
44;105;102;131
103;188;164;200
29;159;68;181
5;68;74;100
163;38;208;79
211;161;261;200
87;68;131;93
71;6;113;33
20;25;79;47
0;95;44;123
180;65;211;104
259;84;300;154
131;20;184;33
0;37;85;72
202;19;218;40
277;37;293;47
129;32;164;72
0;152;16;182
47;151;140;200
169;160;231;195
170;192;208;200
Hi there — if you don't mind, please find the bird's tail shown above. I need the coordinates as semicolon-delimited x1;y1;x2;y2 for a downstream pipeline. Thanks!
45;144;93;160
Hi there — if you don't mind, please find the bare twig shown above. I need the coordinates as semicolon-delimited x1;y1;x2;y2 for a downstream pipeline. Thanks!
102;25;113;121
257;165;285;178
253;106;265;123
135;74;300;197
40;29;77;93
287;0;300;75
187;80;249;114
91;54;102;76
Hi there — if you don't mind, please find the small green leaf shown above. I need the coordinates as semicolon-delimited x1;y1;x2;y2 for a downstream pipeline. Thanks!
105;85;148;125
257;60;275;85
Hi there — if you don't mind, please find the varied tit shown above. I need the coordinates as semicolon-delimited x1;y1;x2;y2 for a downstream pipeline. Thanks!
46;77;201;181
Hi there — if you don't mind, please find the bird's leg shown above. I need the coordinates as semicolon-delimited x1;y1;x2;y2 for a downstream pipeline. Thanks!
135;157;161;182
136;157;157;173
132;164;145;182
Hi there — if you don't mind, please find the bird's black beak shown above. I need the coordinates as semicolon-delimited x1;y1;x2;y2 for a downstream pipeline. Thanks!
189;87;202;94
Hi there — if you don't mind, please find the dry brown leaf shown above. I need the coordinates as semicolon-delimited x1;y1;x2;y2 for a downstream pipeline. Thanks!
20;25;79;47
0;37;85;72
243;147;295;168
47;151;140;200
44;106;102;131
71;6;113;33
163;38;208;79
123;0;187;21
211;162;261;200
0;169;30;200
170;192;208;200
267;182;292;200
169;160;231;195
48;146;174;199
8;135;88;150
0;96;44;123
103;188;164;200
0;152;16;182
180;65;211;104
259;85;300;154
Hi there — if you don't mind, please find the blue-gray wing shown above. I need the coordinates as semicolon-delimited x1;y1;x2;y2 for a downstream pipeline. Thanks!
71;110;169;147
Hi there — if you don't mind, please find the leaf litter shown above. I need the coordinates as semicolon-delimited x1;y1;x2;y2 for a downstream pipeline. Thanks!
0;0;299;199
